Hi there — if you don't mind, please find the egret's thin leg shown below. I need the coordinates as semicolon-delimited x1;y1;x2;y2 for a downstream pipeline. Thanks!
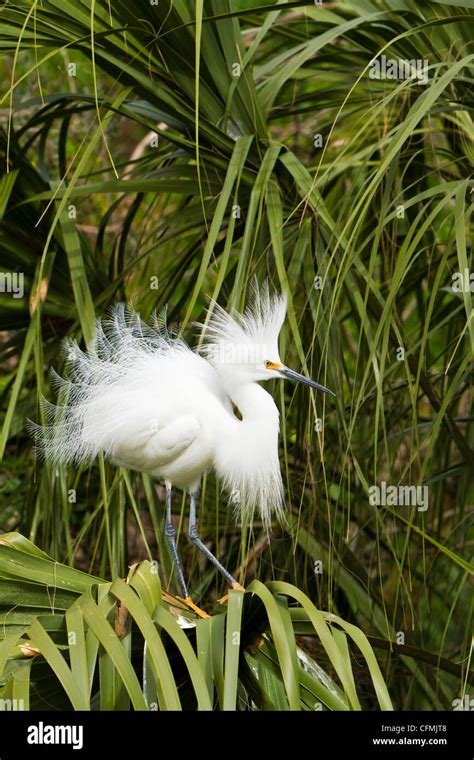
188;491;243;589
164;485;189;599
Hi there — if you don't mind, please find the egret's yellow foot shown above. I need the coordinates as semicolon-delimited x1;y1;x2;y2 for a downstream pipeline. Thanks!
218;583;245;604
179;596;210;618
163;590;209;618
162;590;179;606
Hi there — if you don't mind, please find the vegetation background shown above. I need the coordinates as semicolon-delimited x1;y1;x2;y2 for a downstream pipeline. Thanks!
0;0;472;711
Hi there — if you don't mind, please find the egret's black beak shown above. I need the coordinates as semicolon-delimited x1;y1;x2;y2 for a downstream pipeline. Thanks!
281;366;336;397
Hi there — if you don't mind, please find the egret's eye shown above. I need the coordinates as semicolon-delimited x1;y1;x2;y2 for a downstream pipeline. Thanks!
264;360;272;368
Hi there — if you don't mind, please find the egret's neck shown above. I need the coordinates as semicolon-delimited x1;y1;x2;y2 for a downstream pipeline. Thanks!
228;382;279;430
218;380;281;459
213;380;284;526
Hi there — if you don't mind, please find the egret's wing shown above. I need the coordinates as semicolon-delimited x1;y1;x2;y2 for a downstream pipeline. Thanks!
111;415;200;471
28;304;201;468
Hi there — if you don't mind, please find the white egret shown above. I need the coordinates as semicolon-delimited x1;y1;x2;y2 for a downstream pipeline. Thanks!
30;283;334;610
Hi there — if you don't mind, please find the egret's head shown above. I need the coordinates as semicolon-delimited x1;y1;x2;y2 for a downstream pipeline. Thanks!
199;281;335;397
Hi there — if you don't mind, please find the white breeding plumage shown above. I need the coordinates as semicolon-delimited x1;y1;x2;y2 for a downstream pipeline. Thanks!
30;283;335;599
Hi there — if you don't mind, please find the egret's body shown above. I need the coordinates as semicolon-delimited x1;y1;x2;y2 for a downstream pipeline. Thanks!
84;351;227;491
31;284;334;605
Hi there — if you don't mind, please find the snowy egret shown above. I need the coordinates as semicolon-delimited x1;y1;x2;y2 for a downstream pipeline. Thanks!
30;283;335;607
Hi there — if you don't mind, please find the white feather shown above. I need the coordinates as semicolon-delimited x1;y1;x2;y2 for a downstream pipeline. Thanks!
29;288;288;528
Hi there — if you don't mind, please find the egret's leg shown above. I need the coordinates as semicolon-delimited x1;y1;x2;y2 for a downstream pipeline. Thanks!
164;485;189;599
188;491;244;590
